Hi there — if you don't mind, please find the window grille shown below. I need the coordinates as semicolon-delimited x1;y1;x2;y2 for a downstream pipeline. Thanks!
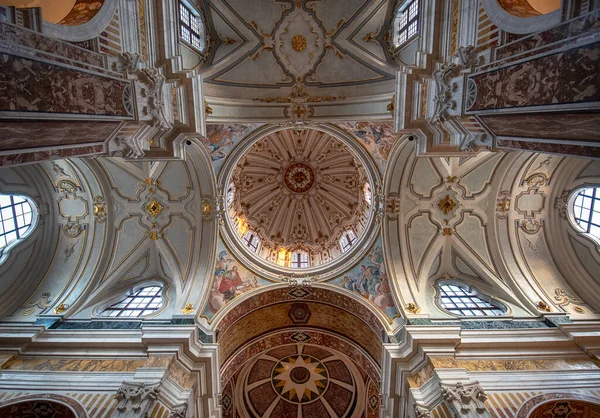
395;0;419;46
573;187;600;239
290;250;309;268
179;2;205;52
0;195;34;250
100;286;164;318
339;230;357;253
438;283;506;316
243;230;260;253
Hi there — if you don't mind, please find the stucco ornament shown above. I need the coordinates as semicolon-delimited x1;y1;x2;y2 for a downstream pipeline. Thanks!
114;381;160;418
442;381;490;417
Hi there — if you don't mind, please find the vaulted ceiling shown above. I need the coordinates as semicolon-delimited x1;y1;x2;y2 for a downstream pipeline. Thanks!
203;0;396;119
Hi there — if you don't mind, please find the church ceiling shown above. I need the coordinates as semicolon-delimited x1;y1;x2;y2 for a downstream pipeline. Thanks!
204;0;395;100
230;128;369;254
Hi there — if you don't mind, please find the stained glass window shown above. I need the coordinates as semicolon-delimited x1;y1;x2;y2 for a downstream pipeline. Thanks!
573;187;600;239
179;2;205;52
100;286;164;318
0;195;35;250
438;283;506;316
290;250;309;268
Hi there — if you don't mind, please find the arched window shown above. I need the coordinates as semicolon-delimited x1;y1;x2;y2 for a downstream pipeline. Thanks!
226;182;236;207
290;250;309;268
572;186;600;240
393;0;419;47
99;285;164;318
363;183;372;206
242;230;260;253
0;194;36;251
339;229;357;253
179;1;206;52
438;282;506;316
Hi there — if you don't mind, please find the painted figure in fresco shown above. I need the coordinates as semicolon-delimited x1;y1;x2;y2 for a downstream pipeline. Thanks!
341;275;360;293
374;272;393;309
359;264;380;298
218;265;243;301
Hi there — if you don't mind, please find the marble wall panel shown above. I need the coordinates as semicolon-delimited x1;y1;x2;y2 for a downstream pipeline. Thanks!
494;11;600;62
496;139;600;158
1;357;147;372
467;43;600;112
0;121;118;151
481;113;600;141
0;53;132;117
0;22;105;67
429;357;600;371
0;144;104;167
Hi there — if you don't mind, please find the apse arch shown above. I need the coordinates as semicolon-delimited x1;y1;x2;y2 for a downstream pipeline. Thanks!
515;393;600;418
0;393;88;418
480;0;561;34
215;285;388;418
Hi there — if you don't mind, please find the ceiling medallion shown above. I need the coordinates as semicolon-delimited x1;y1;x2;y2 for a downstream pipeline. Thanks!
145;198;163;217
438;194;457;215
291;34;307;52
272;355;328;403
284;162;315;193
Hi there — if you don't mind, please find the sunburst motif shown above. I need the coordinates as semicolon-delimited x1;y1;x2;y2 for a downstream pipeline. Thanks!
272;355;328;403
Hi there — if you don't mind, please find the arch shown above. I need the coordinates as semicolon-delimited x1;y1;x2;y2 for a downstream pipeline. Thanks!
480;0;561;34
0;394;88;418
42;0;117;42
515;393;600;418
95;280;168;318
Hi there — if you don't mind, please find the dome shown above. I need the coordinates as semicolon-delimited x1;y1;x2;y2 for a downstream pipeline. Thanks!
222;126;379;277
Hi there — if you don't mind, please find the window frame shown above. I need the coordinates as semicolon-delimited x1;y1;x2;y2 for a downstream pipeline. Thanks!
435;280;508;317
0;194;37;259
178;0;206;54
392;0;419;48
290;250;309;268
242;230;261;253
339;229;358;254
95;281;168;319
570;186;600;242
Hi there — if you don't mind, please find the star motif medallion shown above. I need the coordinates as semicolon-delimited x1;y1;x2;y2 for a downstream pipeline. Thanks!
272;355;328;403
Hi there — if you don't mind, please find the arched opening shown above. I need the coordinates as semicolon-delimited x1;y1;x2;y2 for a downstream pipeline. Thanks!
497;0;560;17
527;399;600;418
215;286;389;418
0;0;106;25
0;399;78;418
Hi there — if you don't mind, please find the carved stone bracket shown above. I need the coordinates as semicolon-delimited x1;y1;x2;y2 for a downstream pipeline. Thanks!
113;52;141;74
441;381;491;417
113;381;160;418
168;403;188;418
414;404;432;418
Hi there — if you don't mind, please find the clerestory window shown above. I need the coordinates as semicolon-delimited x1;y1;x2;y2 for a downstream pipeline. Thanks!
99;285;164;318
438;282;507;316
0;194;36;252
179;1;206;53
393;0;419;47
572;186;600;240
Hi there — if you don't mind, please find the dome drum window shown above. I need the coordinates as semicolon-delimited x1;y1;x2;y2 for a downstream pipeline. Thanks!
0;194;35;251
437;282;507;317
242;230;260;253
99;285;164;318
339;229;357;253
290;250;309;268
